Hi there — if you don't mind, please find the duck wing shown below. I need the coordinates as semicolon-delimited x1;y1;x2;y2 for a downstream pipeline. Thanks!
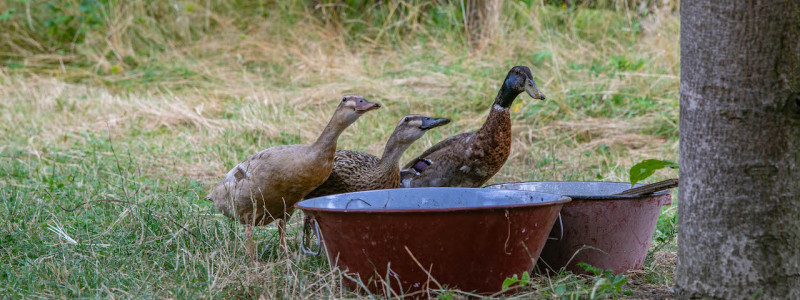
334;150;380;171
305;150;379;198
402;132;473;171
204;146;295;221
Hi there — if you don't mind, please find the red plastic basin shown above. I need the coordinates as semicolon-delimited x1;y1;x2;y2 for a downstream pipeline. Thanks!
486;181;672;274
295;187;570;295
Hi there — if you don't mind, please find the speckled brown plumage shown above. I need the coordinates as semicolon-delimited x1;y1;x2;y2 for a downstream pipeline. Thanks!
401;66;545;188
306;115;450;198
205;95;379;255
401;107;511;187
305;150;398;197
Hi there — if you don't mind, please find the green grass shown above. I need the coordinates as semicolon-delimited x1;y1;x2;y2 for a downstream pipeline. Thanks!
1;1;679;298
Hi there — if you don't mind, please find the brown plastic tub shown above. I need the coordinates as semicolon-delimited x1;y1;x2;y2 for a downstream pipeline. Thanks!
295;187;570;296
486;181;672;274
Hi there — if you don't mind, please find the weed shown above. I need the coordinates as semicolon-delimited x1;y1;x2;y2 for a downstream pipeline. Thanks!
577;263;633;298
500;264;634;299
654;208;677;244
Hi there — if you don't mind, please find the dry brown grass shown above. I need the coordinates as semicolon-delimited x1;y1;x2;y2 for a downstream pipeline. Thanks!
1;1;679;298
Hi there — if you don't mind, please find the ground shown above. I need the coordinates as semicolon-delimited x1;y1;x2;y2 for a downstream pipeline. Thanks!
0;1;679;298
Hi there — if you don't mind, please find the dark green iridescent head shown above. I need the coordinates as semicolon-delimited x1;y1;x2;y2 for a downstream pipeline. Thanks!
493;66;546;108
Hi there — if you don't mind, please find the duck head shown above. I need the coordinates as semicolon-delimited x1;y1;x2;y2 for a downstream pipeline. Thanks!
393;115;451;144
333;95;381;126
493;66;546;108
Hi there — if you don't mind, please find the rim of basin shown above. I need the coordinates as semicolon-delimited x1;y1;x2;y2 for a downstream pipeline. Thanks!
296;187;571;213
485;181;671;200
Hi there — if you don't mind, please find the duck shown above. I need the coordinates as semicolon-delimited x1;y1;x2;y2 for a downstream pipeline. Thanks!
305;114;451;198
400;66;545;188
205;95;380;259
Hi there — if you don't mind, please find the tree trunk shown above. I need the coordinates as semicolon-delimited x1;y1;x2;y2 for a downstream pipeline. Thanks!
676;1;800;299
464;0;502;46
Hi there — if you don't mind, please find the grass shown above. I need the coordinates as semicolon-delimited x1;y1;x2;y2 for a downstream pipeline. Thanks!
1;0;679;298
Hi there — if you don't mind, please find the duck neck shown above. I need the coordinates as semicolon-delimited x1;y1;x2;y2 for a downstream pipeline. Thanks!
492;81;522;108
478;104;512;136
311;114;349;157
376;133;411;173
481;81;517;136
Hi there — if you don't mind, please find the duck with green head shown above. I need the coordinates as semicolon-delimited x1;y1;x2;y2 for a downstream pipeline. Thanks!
400;66;545;188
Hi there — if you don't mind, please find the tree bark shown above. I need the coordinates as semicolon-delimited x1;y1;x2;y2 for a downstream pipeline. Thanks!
464;0;502;46
677;1;800;299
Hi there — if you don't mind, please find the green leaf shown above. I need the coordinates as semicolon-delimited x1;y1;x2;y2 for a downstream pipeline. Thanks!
612;274;626;284
577;262;602;276
555;284;567;295
521;271;530;283
629;159;678;186
501;274;519;290
0;9;16;22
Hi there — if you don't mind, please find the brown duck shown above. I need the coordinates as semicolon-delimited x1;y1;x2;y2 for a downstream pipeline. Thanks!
305;114;450;198
205;95;380;258
400;66;545;188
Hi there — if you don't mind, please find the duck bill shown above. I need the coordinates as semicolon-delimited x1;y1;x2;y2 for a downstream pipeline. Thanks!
355;101;381;113
525;79;546;100
420;117;451;130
